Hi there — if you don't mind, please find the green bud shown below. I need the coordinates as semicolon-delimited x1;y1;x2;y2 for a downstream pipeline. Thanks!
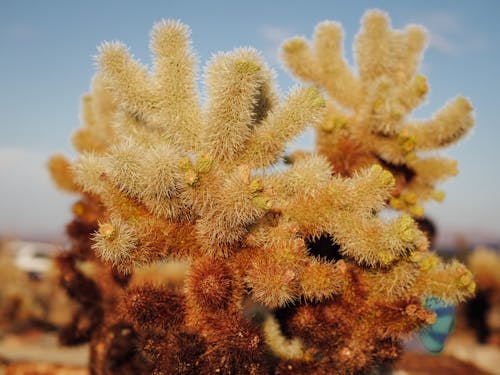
197;154;213;174
253;195;272;210
235;60;261;74
249;178;263;194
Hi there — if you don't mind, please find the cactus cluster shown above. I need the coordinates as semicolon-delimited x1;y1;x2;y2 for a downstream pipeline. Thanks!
48;10;475;374
282;10;474;218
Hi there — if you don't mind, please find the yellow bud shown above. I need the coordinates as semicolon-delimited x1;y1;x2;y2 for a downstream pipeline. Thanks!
321;115;346;133
458;271;473;287
307;87;325;108
402;138;416;152
400;129;410;138
414;74;428;96
420;256;438;271
280;248;296;262
379;80;391;91
253;195;272;210
390;197;404;210
416;237;429;252
321;117;335;132
409;251;423;263
197;153;213;174
178;157;193;172
184;170;198;186
467;282;476;294
449;160;459;175
72;202;85;216
235;60;261;74
99;223;115;239
405;152;417;163
455;264;467;275
402;192;418;205
321;119;335;133
456;96;473;111
303;352;314;362
397;134;416;152
408;205;424;218
420;259;430;271
249;178;264;194
432;190;446;202
370;164;383;173
371;164;395;186
333;116;347;129
391;108;404;121
283;38;306;53
399;215;414;231
381;170;395;186
372;98;384;112
399;215;415;242
379;251;394;265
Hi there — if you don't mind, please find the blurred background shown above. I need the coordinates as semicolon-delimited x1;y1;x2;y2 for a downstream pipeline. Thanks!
1;0;499;249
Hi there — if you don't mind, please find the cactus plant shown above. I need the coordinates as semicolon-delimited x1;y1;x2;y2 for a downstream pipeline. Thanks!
48;12;475;374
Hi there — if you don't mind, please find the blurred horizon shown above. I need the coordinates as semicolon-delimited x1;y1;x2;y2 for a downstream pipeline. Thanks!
1;0;499;249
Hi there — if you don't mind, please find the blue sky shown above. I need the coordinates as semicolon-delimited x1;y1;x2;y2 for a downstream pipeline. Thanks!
1;0;499;246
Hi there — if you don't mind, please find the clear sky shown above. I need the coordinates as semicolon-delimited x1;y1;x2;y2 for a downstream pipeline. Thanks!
1;0;499;246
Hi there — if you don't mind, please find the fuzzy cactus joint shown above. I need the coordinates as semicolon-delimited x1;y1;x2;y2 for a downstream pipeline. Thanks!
46;9;476;374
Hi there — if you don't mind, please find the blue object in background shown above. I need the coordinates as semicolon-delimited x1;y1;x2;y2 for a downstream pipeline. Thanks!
418;297;456;353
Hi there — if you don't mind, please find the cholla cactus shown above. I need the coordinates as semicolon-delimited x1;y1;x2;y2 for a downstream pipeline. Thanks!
50;15;474;375
281;10;474;218
48;73;117;193
465;247;500;343
48;76;148;373
468;247;500;293
0;243;74;334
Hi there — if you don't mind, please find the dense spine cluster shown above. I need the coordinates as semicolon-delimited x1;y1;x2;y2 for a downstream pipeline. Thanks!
49;11;475;374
